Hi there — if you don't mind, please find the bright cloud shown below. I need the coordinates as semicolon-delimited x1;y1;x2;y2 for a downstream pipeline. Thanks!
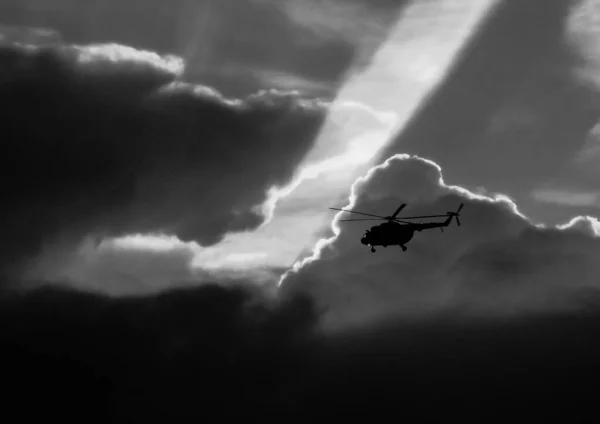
280;154;600;331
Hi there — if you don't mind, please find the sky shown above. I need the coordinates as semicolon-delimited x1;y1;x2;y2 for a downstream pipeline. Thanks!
2;0;600;420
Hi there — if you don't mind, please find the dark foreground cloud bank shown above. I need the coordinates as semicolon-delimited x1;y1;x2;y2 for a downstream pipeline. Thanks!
3;282;600;422
0;40;331;278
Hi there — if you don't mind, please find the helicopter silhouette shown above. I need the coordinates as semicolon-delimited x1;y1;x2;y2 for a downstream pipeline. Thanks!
330;202;464;252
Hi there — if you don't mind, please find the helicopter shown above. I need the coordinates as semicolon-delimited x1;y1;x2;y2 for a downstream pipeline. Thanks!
329;202;464;253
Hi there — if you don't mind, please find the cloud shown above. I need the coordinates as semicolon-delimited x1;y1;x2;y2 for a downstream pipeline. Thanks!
380;0;600;225
528;120;600;216
0;41;330;279
262;0;406;49
21;236;201;296
558;215;600;236
4;279;600;421
566;0;600;88
2;0;428;99
280;154;600;330
531;188;600;208
0;282;319;421
23;233;286;296
0;24;62;45
0;0;185;53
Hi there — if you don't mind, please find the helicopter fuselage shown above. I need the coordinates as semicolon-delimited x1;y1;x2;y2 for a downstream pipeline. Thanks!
331;200;463;253
360;222;414;249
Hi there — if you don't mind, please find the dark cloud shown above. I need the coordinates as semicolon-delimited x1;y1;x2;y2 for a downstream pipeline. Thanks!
0;282;318;422
0;0;409;97
383;0;600;224
281;155;600;329
0;41;329;278
3;281;600;421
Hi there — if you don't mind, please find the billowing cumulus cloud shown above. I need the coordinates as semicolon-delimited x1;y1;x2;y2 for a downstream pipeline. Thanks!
281;154;600;330
0;40;332;279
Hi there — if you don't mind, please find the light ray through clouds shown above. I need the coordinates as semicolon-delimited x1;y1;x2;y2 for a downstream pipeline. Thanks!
263;0;502;208
274;0;502;285
109;0;501;285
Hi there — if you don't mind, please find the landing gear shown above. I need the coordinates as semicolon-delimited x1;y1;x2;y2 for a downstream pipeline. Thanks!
400;245;407;252
371;247;376;253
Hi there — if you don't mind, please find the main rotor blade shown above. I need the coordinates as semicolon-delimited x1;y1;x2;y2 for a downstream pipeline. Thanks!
338;218;385;222
391;203;407;219
329;207;387;219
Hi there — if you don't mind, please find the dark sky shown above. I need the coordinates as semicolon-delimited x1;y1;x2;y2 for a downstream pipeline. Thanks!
1;0;600;420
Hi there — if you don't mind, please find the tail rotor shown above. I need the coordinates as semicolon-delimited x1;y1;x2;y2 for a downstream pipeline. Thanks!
446;203;463;226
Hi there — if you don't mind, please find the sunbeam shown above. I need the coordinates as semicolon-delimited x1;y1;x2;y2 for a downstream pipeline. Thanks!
274;0;502;285
99;0;502;286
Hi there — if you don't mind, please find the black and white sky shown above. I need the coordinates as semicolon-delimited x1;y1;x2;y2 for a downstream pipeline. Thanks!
2;0;600;421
